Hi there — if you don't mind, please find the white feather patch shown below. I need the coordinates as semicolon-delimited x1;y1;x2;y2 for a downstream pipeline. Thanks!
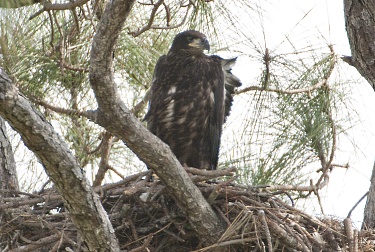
168;86;177;95
210;91;215;103
166;99;175;118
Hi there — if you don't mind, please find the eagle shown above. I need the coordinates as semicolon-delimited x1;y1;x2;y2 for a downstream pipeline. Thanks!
144;30;241;170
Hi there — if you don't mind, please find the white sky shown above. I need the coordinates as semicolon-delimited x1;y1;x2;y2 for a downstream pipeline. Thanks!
237;0;375;227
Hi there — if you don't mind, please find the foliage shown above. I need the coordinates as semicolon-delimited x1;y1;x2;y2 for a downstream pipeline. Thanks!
0;1;356;201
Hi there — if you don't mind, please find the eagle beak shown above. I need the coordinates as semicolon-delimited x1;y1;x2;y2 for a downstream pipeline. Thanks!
201;38;210;52
190;38;210;52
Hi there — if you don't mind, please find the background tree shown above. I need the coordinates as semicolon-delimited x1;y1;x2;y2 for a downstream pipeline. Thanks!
344;0;375;229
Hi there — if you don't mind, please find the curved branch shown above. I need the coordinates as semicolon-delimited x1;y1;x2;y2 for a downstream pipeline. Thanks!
89;0;225;245
0;69;120;251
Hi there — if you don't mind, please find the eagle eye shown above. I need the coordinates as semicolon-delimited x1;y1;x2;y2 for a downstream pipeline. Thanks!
186;36;194;42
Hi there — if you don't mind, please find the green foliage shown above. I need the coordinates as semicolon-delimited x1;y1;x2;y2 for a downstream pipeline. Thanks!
0;1;356;195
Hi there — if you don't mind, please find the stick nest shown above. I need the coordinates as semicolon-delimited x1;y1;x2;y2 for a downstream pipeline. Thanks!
1;169;374;252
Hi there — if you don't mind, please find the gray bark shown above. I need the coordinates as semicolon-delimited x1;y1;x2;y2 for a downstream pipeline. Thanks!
344;0;375;91
363;161;375;229
344;0;375;229
0;116;19;246
0;69;120;251
0;116;18;193
89;0;225;245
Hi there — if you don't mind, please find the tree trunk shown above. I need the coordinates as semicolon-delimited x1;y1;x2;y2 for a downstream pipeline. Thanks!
363;161;375;229
0;116;19;246
0;116;18;193
0;68;121;251
344;0;375;91
344;0;375;229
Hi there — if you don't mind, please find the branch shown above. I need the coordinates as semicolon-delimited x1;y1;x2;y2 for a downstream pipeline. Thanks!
235;78;327;96
28;0;90;20
129;1;193;37
89;0;224;246
129;0;164;37
28;95;92;119
93;131;113;186
0;68;120;251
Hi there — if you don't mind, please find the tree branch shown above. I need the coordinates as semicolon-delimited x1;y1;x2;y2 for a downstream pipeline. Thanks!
344;0;375;91
0;68;120;251
89;0;225;245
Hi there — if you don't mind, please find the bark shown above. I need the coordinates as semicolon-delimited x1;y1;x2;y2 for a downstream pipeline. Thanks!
89;0;225;245
0;69;120;251
0;116;19;246
0;116;18;193
344;0;375;91
344;0;375;229
363;161;375;229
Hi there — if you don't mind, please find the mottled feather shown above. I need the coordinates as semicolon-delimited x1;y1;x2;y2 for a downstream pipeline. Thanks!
144;30;241;170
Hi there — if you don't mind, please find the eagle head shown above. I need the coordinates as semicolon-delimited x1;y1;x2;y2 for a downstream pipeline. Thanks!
169;30;210;54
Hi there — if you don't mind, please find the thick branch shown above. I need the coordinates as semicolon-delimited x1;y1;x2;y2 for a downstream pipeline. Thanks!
89;0;224;245
344;0;375;91
0;68;120;251
0;116;19;193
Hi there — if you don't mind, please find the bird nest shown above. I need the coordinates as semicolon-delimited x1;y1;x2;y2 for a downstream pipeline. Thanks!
1;169;374;252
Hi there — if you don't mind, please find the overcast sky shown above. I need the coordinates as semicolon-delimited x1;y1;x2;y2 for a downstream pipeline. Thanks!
244;0;375;227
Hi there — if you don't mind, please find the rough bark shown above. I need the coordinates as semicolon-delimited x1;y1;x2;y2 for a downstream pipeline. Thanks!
344;0;375;229
0;116;18;193
89;0;225;245
363;161;375;229
344;0;375;91
0;116;19;246
0;69;120;251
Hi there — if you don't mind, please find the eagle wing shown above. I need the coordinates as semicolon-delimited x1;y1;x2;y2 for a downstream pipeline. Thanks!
221;57;242;121
143;55;168;133
209;56;242;169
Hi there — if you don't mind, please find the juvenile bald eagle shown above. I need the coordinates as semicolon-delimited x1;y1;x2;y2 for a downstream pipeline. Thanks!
144;30;241;170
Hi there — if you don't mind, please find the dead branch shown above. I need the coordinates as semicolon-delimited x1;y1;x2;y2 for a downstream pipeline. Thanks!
1;170;374;251
93;131;114;186
129;1;193;37
235;78;328;96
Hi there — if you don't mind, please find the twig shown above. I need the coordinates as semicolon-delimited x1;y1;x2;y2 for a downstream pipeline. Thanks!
185;166;236;178
93;131;113;186
129;0;164;37
236;78;327;96
30;0;91;19
193;238;256;252
28;95;93;119
344;217;356;252
107;165;125;180
258;210;272;251
128;234;153;252
131;88;151;116
129;1;192;37
267;221;310;252
95;170;150;192
347;191;369;219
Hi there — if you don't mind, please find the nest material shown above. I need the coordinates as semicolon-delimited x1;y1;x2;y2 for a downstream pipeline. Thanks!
1;169;374;252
